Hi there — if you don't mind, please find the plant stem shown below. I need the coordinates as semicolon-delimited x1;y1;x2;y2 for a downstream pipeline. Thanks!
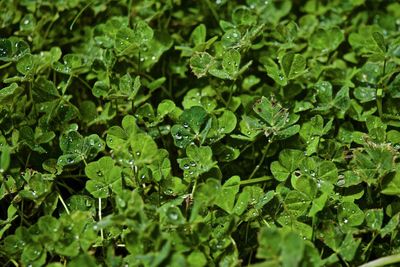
248;140;272;180
359;254;400;267
0;62;12;69
10;259;18;267
69;0;95;30
98;198;104;241
376;58;387;119
376;88;383;119
226;81;235;108
58;193;70;215
240;176;272;186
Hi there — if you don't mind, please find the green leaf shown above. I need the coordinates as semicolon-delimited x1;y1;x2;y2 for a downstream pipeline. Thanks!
171;124;194;149
281;232;305;267
85;156;122;198
310;27;344;52
372;32;386;53
365;209;383;230
32;77;59;102
214;176;240;214
221;49;241;79
314;81;332;103
308;193;328;217
339;233;361;261
0;83;23;105
190;52;214;78
180;106;208;134
382;168;400;195
221;29;241;48
178;145;217;180
264;58;287;86
0;147;10;173
58;131;104;167
354;86;376;103
381;213;400;238
0;37;30;61
190;24;206;46
337;202;365;228
119;73;140;100
284;190;311;218
187;250;207;267
217;110;237;134
281;53;306;80
130;133;159;166
271;149;305;181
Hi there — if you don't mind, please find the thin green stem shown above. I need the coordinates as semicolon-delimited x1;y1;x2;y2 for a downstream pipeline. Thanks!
363;232;378;262
58;193;70;215
76;75;92;91
376;58;387;119
62;75;74;95
0;62;12;69
203;0;219;25
69;0;95;30
248;140;272;180
214;87;228;106
60;174;86;178
376;88;383;119
24;151;31;169
10;259;18;267
127;0;133;25
359;254;400;267
226;81;235;108
240;176;272;186
98;198;104;241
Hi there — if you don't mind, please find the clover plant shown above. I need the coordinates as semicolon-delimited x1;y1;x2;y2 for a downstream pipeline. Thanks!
1;0;400;266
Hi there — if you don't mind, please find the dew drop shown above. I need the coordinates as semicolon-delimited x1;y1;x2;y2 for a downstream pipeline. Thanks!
164;188;173;195
175;132;183;140
183;164;190;170
168;211;179;221
336;179;345;186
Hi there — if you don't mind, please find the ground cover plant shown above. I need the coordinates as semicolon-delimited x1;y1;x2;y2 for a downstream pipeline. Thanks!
1;0;400;266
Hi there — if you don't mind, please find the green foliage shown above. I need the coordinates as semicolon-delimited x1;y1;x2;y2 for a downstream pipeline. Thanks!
1;0;400;266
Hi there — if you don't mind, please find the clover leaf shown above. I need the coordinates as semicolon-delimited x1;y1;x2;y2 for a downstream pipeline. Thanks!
85;157;122;198
57;130;105;167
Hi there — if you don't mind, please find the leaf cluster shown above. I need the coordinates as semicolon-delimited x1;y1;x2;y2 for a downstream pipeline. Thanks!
1;0;400;266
